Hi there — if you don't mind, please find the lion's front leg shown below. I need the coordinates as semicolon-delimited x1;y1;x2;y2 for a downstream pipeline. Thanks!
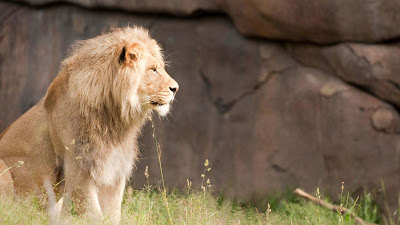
62;160;103;222
98;178;126;224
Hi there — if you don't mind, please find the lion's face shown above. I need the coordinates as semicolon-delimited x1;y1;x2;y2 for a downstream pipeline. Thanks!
120;41;179;117
139;60;179;116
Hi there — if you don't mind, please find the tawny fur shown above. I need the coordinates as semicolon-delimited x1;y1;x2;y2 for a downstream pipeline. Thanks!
0;26;179;224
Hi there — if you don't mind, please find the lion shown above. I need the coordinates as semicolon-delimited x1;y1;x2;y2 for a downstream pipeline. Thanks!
0;26;179;223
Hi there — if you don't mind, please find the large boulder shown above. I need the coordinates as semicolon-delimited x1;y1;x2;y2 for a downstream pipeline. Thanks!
288;43;400;109
9;0;400;43
224;0;400;43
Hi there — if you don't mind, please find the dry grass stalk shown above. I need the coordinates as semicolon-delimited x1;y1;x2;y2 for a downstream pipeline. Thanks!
294;188;377;225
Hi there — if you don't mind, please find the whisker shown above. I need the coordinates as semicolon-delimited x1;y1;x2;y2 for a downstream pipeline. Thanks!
167;112;174;119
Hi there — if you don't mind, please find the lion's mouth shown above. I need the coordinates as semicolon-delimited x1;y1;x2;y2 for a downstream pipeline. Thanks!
150;101;166;106
149;99;172;116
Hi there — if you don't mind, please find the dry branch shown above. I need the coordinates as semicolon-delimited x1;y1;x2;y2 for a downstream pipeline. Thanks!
294;188;378;225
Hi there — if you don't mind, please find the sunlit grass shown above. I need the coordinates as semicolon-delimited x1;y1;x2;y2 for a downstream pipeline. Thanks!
0;156;387;225
0;184;386;225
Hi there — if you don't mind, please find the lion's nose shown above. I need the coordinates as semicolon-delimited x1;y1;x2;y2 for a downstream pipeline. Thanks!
169;84;179;94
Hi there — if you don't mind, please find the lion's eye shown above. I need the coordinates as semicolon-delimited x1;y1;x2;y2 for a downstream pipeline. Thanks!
151;68;157;73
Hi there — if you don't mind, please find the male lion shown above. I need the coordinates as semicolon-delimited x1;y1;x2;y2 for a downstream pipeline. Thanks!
0;26;179;223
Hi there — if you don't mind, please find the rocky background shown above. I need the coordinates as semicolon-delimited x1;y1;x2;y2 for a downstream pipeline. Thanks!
1;0;400;208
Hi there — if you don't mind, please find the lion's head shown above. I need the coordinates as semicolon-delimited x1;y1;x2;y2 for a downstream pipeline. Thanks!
65;27;179;122
118;32;179;117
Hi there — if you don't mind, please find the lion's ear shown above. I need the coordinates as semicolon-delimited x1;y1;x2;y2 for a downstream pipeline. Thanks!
119;43;141;65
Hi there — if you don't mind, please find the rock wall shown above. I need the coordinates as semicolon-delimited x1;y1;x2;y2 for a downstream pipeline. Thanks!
11;0;400;42
1;0;400;206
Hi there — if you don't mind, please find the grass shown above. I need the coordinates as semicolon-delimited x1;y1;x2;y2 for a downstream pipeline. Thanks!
0;185;385;225
0;156;386;225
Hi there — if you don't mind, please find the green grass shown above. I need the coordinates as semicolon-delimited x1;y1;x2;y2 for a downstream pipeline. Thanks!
0;186;385;225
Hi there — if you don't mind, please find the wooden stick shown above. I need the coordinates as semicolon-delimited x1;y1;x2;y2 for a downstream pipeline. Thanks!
294;188;378;225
